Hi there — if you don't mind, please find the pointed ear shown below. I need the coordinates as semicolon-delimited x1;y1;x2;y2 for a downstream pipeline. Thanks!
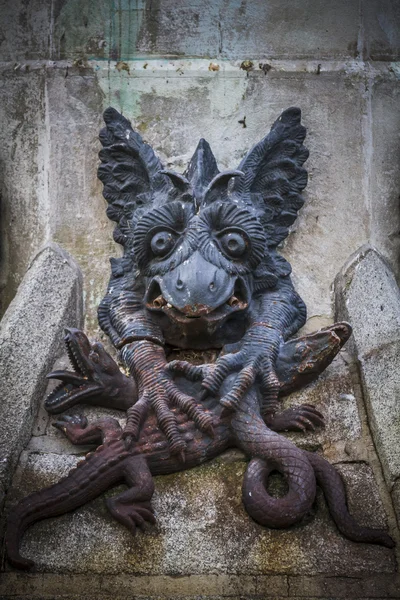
160;170;191;193
202;170;244;206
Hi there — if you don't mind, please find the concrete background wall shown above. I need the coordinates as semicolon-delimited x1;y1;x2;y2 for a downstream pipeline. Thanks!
0;0;399;335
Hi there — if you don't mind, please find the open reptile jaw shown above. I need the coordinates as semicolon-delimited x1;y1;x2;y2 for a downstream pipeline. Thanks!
44;328;103;414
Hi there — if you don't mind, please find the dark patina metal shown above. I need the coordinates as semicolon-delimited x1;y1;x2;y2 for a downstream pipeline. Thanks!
6;107;394;570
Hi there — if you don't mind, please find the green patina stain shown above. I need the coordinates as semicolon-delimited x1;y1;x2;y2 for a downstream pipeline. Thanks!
54;0;146;62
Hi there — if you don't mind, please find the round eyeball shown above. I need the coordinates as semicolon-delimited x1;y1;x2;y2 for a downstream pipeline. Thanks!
219;231;247;258
150;231;176;257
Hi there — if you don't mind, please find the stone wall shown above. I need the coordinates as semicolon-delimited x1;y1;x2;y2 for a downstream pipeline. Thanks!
0;0;399;335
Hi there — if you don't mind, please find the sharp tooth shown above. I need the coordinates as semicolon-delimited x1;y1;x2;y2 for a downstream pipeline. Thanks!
167;303;172;308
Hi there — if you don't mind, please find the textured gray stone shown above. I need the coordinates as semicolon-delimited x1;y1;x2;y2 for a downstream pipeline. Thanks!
0;70;47;317
370;79;400;277
288;573;400;598
360;343;400;486
363;0;400;60
335;247;400;486
0;244;83;501
52;0;360;61
335;246;400;357
0;0;52;61
392;479;400;527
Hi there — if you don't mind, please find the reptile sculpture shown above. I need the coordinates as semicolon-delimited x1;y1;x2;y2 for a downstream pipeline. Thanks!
6;107;395;570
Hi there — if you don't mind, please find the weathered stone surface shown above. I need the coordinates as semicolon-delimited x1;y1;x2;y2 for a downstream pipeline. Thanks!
392;479;400;527
0;70;46;317
363;0;400;60
0;0;52;61
137;0;360;60
369;78;400;279
44;69;116;334
2;570;400;599
288;573;400;598
0;244;83;500
52;0;361;61
336;246;400;356
360;343;400;486
335;247;400;486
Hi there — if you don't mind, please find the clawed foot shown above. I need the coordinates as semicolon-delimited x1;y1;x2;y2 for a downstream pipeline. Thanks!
199;348;279;416
53;414;88;435
106;498;156;534
53;414;122;445
121;346;214;458
266;404;324;432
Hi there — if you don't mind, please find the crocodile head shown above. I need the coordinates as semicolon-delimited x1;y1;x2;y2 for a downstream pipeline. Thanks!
45;328;136;414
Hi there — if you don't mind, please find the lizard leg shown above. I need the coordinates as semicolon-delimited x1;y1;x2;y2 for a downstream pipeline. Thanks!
53;415;122;444
106;455;155;534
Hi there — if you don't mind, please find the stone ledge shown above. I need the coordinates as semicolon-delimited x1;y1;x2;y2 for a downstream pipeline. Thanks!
335;246;400;487
335;245;400;358
0;244;83;506
1;572;400;599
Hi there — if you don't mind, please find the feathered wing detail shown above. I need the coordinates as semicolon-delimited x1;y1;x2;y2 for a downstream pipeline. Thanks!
98;107;173;250
97;107;174;343
231;107;309;248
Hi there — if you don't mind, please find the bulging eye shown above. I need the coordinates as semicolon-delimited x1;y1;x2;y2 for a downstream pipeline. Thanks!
150;230;176;257
219;231;248;258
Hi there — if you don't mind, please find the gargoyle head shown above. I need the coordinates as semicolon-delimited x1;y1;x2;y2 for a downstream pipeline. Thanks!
97;107;308;346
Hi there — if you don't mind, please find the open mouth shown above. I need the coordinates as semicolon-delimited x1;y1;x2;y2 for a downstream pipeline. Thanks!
145;278;249;320
44;329;103;414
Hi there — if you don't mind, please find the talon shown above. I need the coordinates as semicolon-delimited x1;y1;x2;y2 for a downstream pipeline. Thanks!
295;423;306;432
220;406;235;419
199;388;211;402
123;434;134;449
220;397;239;411
296;416;316;431
166;361;205;382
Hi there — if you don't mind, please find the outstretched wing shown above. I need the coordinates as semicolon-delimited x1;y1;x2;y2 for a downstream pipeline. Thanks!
231;107;308;248
98;107;172;249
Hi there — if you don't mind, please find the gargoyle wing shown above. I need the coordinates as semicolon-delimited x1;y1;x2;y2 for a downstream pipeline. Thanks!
231;107;308;248
98;107;172;249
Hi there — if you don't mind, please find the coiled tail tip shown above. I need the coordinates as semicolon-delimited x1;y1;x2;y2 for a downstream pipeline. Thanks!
6;519;35;570
340;526;395;549
376;531;395;549
7;552;35;571
305;451;396;549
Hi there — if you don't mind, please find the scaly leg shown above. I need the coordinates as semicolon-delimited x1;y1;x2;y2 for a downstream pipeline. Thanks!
106;455;156;534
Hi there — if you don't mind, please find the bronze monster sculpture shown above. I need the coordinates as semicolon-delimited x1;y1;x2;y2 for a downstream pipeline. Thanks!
6;107;394;570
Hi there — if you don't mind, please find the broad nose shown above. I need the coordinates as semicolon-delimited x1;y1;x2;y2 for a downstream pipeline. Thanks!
159;251;235;316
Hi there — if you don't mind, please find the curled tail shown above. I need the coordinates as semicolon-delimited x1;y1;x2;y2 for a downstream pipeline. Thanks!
6;440;128;569
305;451;395;548
231;397;316;528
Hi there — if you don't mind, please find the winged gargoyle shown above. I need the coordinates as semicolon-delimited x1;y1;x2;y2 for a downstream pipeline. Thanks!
6;107;394;570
